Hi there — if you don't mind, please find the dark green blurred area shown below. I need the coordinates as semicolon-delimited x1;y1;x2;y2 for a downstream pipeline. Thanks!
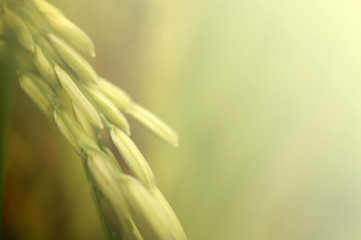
4;0;361;239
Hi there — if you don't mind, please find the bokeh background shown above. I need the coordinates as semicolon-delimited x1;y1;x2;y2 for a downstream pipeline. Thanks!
4;0;361;239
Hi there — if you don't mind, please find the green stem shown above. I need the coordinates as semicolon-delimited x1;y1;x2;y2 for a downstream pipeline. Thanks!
0;48;15;238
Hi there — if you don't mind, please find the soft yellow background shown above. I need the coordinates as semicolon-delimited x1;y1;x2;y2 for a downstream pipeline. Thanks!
5;0;361;239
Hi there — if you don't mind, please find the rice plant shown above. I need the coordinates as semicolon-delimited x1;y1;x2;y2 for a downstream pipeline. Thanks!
0;0;186;239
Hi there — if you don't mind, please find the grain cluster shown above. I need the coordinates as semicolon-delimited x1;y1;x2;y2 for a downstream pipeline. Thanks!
0;1;185;239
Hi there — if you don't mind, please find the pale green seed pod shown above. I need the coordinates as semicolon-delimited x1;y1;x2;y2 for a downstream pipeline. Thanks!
19;73;52;118
87;87;130;134
88;153;118;198
43;12;95;58
33;45;58;87
87;153;129;213
33;0;64;15
57;87;74;112
152;188;187;240
110;126;154;189
36;36;64;65
61;110;99;151
120;176;175;240
3;7;35;53
72;103;97;141
54;65;103;129
27;72;54;96
54;110;82;155
128;103;179;147
95;77;132;112
87;154;145;239
102;147;124;173
49;34;98;83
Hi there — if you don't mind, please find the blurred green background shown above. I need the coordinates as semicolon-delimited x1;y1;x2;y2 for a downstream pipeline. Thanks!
4;0;361;239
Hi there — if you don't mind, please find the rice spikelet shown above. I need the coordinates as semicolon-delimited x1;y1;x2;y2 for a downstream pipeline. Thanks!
3;7;35;52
